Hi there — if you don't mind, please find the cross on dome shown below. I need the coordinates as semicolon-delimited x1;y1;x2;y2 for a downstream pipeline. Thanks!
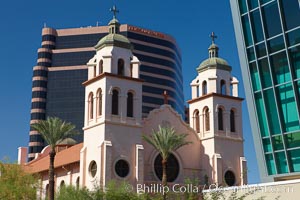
110;5;119;19
210;32;217;44
208;32;219;58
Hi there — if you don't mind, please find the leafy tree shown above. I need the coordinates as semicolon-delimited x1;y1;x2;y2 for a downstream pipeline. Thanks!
142;126;192;200
0;162;38;200
31;117;78;200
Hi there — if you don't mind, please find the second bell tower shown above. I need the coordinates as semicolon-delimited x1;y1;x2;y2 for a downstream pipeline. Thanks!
188;33;247;186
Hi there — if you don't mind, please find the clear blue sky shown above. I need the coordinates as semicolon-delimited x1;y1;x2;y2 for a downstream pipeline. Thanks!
0;0;260;184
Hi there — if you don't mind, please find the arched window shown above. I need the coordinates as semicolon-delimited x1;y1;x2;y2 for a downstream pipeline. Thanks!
60;180;65;188
204;107;210;131
202;81;207;95
93;66;96;77
112;89;119;115
196;85;200;97
130;64;133;77
127;92;134;117
118;59;124;76
221;80;226;95
76;177;80;189
88;93;94;120
194;110;200;133
218;107;224;131
230;109;236;132
96;89;102;116
45;184;49;198
99;60;103;74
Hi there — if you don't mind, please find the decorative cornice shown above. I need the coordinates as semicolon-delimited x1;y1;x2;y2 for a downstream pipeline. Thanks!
82;72;144;86
187;93;244;104
82;119;142;131
200;135;244;142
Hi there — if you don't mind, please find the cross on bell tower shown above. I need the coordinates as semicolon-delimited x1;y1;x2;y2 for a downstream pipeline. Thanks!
208;32;219;58
108;5;120;34
110;5;119;19
210;32;217;44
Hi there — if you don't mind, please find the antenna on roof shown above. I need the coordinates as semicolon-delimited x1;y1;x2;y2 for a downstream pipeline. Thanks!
43;23;47;28
96;21;99;26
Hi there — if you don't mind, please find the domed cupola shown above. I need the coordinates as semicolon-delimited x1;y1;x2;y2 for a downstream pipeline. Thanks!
197;32;232;73
95;6;132;51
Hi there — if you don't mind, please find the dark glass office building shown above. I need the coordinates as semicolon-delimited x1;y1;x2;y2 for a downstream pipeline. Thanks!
28;24;184;161
230;0;300;182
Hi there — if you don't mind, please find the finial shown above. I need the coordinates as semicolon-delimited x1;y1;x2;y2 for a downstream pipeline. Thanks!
110;5;119;19
163;90;169;104
209;32;217;44
208;32;219;58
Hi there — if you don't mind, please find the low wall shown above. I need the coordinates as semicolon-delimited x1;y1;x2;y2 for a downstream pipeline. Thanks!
203;179;300;200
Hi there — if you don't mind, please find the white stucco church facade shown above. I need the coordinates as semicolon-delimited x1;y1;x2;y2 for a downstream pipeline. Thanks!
20;16;247;198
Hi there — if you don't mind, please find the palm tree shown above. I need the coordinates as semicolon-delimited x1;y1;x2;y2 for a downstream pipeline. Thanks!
142;126;192;200
31;117;77;200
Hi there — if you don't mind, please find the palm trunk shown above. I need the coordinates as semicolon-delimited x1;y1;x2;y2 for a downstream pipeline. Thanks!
49;150;56;200
162;159;167;200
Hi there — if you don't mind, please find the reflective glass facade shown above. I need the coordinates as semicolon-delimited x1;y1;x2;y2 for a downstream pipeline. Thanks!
28;25;184;161
231;0;300;181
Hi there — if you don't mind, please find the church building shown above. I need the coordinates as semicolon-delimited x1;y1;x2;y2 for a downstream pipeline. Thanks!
20;14;247;198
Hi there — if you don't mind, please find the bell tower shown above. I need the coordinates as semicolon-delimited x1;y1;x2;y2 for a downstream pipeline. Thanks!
188;33;247;186
80;6;144;190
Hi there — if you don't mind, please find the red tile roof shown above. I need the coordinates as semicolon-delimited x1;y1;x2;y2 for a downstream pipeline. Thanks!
23;143;83;173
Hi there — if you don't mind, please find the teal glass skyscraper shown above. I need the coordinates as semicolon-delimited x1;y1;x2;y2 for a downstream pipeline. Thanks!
230;0;300;182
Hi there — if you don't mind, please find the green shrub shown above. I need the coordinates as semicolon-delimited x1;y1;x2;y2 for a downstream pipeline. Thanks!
183;177;202;200
56;185;94;200
105;181;143;200
0;162;38;200
55;181;149;200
